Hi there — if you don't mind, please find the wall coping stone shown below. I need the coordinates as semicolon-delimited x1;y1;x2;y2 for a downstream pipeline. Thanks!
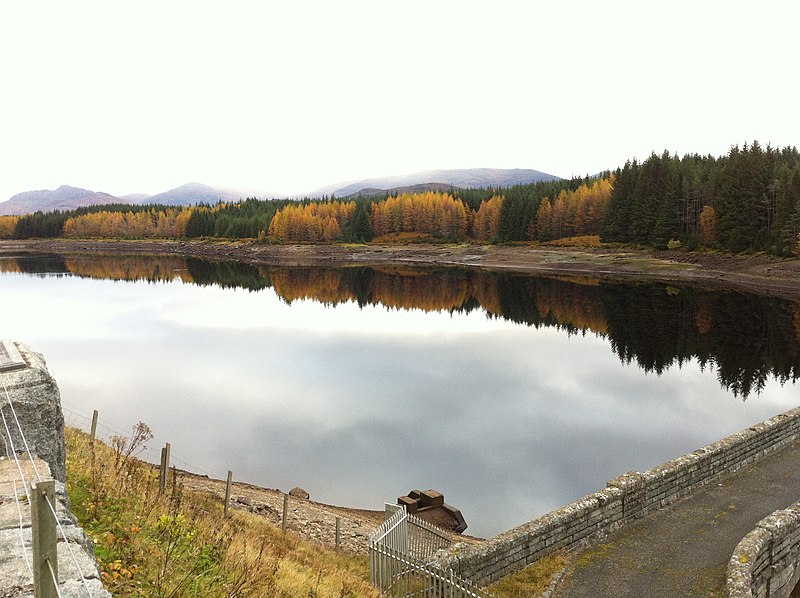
727;503;800;597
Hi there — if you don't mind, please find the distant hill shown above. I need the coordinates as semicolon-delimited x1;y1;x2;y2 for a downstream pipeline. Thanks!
119;193;151;203
218;186;286;201
141;182;244;206
1;170;561;216
0;185;124;216
306;168;561;198
0;181;282;215
346;182;459;198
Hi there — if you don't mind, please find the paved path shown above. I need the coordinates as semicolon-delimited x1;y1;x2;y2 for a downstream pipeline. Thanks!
551;439;800;598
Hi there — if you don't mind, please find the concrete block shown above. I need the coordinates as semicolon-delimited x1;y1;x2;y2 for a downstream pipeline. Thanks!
0;344;65;483
418;489;444;508
397;495;418;513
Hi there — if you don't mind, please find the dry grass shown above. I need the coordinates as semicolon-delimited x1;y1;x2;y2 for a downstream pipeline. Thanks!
542;235;604;248
487;553;568;597
65;425;378;597
370;232;444;244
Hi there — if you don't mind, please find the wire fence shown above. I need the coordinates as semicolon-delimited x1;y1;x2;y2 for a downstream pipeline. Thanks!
61;402;229;481
1;367;103;597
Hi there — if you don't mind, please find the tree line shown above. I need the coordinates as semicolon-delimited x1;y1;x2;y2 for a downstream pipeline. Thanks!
602;142;800;253
2;141;799;254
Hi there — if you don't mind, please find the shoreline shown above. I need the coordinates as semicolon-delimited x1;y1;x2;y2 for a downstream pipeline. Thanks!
3;238;800;300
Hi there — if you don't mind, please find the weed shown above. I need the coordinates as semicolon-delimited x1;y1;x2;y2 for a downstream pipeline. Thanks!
488;552;568;597
65;426;379;597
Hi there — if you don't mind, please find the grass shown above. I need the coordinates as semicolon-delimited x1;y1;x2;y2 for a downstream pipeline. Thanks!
542;235;604;248
369;232;457;244
689;563;727;598
488;553;568;597
65;424;378;597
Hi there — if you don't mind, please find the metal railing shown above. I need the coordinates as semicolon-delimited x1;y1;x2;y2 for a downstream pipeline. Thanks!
370;506;495;597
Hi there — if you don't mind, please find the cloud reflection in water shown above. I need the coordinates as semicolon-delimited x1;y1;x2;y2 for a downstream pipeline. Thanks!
0;265;798;537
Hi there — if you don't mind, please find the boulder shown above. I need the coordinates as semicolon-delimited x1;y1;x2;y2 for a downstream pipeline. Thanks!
0;342;66;482
289;486;310;500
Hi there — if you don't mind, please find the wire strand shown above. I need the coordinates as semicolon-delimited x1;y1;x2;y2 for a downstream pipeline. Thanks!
45;556;64;598
62;401;228;479
13;479;34;579
0;391;30;502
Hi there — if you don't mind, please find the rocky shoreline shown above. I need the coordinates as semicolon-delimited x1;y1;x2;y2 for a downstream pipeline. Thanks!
175;469;483;553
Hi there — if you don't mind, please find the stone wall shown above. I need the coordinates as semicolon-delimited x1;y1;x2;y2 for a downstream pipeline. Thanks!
0;343;66;482
727;503;800;598
435;406;800;588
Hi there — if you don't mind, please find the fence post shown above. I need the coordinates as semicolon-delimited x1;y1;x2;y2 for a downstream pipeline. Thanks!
89;409;98;443
282;493;289;530
224;470;233;517
159;446;166;490
335;516;341;550
159;442;171;491
31;480;58;598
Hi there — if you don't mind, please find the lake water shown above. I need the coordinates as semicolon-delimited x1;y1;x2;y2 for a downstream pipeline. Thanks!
1;252;798;538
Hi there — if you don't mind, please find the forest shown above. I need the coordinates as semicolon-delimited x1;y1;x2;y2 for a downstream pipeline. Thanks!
1;142;799;255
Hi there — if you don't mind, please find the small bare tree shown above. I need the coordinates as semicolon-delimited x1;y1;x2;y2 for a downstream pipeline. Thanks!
111;421;153;472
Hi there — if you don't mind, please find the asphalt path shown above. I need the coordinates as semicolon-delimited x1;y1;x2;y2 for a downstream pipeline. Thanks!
551;439;800;598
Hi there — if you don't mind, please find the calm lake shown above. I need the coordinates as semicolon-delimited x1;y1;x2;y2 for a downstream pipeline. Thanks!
1;252;799;538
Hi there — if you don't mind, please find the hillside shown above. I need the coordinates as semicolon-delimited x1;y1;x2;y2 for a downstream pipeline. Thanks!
0;182;278;215
347;182;458;197
2;168;560;215
141;182;244;206
307;167;561;198
0;185;124;215
119;192;151;203
65;426;379;597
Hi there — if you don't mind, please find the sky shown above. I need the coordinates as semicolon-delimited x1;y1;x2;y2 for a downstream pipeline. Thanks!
1;1;799;201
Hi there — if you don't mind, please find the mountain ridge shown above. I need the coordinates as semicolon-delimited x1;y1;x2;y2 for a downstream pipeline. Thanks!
305;167;561;198
0;167;564;215
0;185;124;216
141;182;244;206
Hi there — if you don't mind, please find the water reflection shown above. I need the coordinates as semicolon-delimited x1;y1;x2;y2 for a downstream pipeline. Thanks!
1;253;799;537
4;252;798;398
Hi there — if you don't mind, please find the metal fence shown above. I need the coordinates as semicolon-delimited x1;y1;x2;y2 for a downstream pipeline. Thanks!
370;506;495;598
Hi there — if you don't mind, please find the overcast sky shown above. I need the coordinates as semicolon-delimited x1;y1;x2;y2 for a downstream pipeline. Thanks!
1;1;798;201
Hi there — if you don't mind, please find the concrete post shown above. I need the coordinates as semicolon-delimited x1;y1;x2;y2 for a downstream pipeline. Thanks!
31;480;58;598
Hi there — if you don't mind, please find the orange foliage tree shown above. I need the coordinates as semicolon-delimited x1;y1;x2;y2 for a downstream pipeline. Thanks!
370;192;469;239
268;201;355;242
472;196;504;241
531;178;613;241
0;216;19;239
62;209;191;239
698;205;719;246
